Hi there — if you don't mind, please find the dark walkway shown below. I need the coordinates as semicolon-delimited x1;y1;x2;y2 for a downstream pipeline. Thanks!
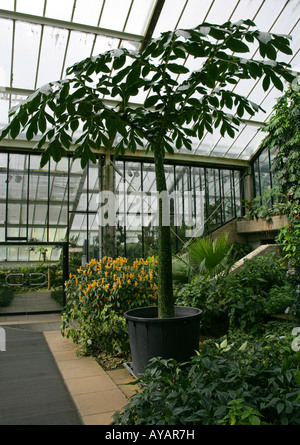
0;327;83;425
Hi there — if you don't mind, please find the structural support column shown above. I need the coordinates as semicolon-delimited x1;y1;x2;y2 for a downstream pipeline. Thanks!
243;166;255;216
98;153;115;258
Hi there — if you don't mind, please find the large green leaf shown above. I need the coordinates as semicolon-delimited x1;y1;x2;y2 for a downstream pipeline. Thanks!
10;118;20;139
227;38;249;53
166;63;189;74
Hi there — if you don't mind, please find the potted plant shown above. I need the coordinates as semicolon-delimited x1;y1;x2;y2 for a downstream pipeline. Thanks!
0;20;295;374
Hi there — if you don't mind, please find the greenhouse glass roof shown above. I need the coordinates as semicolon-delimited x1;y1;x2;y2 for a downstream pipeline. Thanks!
0;0;299;162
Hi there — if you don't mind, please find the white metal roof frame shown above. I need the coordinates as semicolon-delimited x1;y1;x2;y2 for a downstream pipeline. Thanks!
0;0;299;165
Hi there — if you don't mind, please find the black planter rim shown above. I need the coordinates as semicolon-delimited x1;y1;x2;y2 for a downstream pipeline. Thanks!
125;305;202;323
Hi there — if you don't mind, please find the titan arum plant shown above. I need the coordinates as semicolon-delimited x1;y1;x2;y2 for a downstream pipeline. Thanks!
0;20;296;318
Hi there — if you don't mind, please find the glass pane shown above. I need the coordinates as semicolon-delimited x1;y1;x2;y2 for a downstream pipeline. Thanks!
205;0;243;24
69;213;87;266
222;170;235;221
114;160;125;256
270;145;279;186
100;0;132;32
126;231;142;259
0;19;12;87
234;171;242;217
125;0;156;35
36;26;68;87
69;158;87;211
190;166;205;237
63;31;94;74
174;165;192;246
142;162;157;230
0;153;7;240
48;159;68;242
253;158;260;197
0;92;9;127
153;0;187;37
204;168;220;231
28;154;48;241
45;0;75;21
88;160;99;212
12;22;42;89
0;0;14;10
259;149;271;198
88;213;99;261
6;153;28;239
92;35;120;55
17;0;45;15
124;161;142;233
72;0;104;26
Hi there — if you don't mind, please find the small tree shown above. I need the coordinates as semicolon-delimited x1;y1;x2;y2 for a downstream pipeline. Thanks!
0;20;295;318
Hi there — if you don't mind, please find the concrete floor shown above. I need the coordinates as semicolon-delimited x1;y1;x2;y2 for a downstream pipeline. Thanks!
0;290;62;315
0;313;138;425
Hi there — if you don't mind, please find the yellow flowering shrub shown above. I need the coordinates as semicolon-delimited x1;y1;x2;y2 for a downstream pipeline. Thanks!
62;256;158;354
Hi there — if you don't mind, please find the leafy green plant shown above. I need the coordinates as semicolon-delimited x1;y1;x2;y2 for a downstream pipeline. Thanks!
225;287;266;332
261;88;300;201
223;254;287;331
0;20;295;319
62;256;158;354
243;185;289;221
265;284;294;315
175;253;289;333
175;274;227;334
218;398;263;425
277;203;300;261
172;233;233;283
276;201;300;323
112;329;300;425
229;242;252;261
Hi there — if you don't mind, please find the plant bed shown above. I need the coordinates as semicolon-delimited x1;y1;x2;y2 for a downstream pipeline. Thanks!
112;320;300;425
96;350;131;371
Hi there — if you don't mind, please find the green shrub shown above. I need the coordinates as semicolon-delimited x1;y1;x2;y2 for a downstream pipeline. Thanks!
174;274;227;334
112;328;300;425
223;255;288;331
62;256;158;355
232;254;287;295
0;285;14;307
265;284;294;315
174;254;290;334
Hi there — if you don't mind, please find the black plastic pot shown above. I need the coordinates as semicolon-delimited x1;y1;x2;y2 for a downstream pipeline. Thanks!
125;306;202;376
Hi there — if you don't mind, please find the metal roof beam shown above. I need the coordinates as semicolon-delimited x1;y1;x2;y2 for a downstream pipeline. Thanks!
140;0;165;51
0;9;144;42
0;138;250;170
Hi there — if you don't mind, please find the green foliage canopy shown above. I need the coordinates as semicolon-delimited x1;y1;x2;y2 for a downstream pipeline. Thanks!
0;20;295;167
0;19;296;318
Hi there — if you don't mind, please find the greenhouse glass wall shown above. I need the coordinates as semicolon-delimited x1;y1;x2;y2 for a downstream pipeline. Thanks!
0;151;243;265
252;146;278;199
